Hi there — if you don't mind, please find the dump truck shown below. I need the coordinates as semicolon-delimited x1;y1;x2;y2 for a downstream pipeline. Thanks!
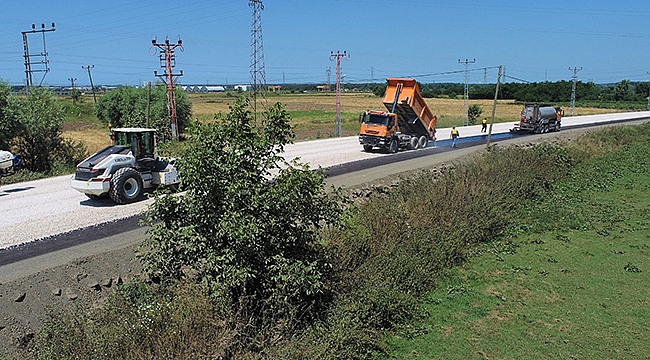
359;78;437;153
71;128;180;204
511;104;563;133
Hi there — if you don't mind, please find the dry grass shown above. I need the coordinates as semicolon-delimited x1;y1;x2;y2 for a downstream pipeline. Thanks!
62;92;626;147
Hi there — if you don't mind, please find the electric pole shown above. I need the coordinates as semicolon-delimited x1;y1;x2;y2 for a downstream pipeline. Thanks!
249;0;267;118
330;50;349;137
68;77;77;105
486;65;502;149
22;22;55;94
647;71;650;111
151;36;184;140
82;65;97;103
569;66;583;116
458;58;475;126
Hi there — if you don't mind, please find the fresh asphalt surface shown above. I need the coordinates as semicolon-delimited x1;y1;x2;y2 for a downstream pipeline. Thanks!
1;111;648;266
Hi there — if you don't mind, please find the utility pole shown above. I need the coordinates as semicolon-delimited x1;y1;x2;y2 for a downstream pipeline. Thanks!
151;36;184;140
22;22;55;94
249;0;267;118
330;50;349;137
486;66;502;149
569;66;583;116
458;58;475;126
82;65;97;103
68;77;77;105
647;71;650;111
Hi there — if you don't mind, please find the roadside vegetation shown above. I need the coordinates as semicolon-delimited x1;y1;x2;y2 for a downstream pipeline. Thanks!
17;90;650;358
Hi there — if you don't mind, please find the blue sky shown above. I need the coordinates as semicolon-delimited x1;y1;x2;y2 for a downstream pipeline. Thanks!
1;0;649;87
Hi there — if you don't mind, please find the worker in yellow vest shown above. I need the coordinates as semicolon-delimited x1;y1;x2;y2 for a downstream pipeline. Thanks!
450;126;459;148
481;118;488;133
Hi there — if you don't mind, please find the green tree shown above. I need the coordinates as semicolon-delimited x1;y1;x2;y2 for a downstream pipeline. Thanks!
0;82;15;150
94;85;192;140
140;97;345;322
467;104;482;125
7;87;85;173
614;80;632;101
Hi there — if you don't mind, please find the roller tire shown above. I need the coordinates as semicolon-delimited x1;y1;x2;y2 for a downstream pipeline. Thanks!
109;167;143;204
363;145;374;152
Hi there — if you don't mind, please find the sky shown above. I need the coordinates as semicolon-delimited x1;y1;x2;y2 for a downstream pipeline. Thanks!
1;0;649;87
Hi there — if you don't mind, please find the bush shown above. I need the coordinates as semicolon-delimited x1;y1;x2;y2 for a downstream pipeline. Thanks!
467;104;482;125
140;96;346;331
94;85;192;141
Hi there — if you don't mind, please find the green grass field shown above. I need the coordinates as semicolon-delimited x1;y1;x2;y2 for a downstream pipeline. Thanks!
384;132;650;359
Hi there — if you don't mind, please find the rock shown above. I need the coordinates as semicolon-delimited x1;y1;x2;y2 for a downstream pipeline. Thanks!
75;273;88;282
52;288;61;296
102;278;113;288
114;276;123;286
66;289;78;301
14;293;26;303
88;281;101;291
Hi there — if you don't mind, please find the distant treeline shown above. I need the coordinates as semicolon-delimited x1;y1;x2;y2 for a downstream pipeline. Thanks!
274;80;650;109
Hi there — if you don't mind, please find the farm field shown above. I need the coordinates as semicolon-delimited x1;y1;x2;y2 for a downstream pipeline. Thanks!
63;92;622;154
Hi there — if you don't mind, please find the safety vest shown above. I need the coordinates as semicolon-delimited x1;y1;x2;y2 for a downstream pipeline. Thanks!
451;128;459;136
482;119;487;125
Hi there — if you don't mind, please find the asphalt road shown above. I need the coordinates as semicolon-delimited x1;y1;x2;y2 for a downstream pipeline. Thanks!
0;111;648;263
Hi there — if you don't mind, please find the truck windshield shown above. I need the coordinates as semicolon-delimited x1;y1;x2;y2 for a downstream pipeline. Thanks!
363;113;388;126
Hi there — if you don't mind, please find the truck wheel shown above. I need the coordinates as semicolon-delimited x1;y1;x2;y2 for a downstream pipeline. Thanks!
409;137;419;150
555;123;561;132
542;124;550;133
109;167;143;204
418;136;428;149
363;145;373;152
389;138;398;153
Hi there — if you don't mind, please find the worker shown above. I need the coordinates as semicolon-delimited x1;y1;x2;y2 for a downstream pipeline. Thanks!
481;118;488;133
450;126;459;148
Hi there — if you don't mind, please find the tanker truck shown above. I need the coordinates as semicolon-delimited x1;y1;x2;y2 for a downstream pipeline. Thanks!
359;78;437;153
511;104;563;133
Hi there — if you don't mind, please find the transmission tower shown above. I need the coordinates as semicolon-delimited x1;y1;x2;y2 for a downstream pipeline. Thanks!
458;58;475;126
68;77;77;105
326;67;331;91
150;36;184;140
82;65;97;103
22;23;56;93
569;66;583;116
249;0;267;117
330;51;349;137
